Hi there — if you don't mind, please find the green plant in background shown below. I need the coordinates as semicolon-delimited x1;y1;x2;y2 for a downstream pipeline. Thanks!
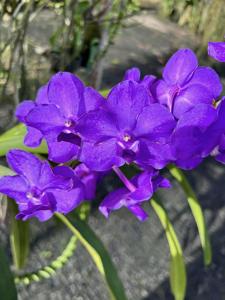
9;201;29;270
0;0;139;119
161;0;225;51
49;0;139;87
0;244;17;300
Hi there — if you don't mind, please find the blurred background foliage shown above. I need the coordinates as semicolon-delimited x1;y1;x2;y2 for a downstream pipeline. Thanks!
0;0;139;128
161;0;225;48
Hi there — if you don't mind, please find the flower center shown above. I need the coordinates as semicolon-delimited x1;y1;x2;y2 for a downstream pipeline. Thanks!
64;120;73;128
123;133;131;142
63;119;76;134
26;187;43;204
26;192;35;199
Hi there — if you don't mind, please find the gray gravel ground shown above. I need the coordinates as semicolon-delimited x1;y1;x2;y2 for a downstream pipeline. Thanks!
1;8;225;300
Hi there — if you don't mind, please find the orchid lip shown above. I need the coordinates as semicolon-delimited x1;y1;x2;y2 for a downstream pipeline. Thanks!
57;132;81;146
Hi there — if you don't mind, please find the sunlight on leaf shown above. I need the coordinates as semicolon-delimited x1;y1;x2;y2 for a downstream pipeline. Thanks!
168;165;212;266
0;123;47;156
9;201;29;270
151;196;187;300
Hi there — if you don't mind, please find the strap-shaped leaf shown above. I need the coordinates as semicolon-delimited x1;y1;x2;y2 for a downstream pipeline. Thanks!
55;213;127;300
168;165;212;266
0;123;47;156
151;197;186;300
0;244;17;300
9;201;29;270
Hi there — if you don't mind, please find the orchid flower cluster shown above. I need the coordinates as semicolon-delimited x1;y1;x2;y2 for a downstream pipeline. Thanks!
0;45;225;223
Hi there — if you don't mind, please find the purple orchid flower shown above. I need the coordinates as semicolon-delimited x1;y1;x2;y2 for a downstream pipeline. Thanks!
207;99;225;164
77;80;176;171
16;85;48;147
17;72;105;163
124;67;157;100
171;99;225;169
99;169;170;221
208;41;225;62
0;150;84;221
151;48;222;119
74;163;104;200
214;135;225;163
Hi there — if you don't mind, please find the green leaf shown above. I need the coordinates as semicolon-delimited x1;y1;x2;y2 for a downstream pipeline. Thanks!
151;197;186;300
70;202;91;221
0;165;15;177
55;213;127;300
0;244;17;300
0;193;8;223
9;201;29;270
0;123;48;157
100;89;109;97
168;165;212;266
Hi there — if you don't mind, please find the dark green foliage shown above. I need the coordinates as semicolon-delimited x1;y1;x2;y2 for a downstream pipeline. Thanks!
0;245;17;300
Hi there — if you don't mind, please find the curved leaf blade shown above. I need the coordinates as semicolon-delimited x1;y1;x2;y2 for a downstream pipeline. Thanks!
168;165;212;266
0;123;47;156
9;201;29;270
0;244;17;300
55;213;127;300
151;197;186;300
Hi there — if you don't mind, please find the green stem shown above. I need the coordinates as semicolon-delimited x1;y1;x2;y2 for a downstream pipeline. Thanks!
9;201;29;270
14;203;91;285
151;196;186;300
55;213;105;273
15;235;77;285
55;213;127;300
168;165;212;266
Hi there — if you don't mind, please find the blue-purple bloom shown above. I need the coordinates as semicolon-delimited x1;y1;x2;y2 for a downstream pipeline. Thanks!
74;163;104;200
208;41;225;62
0;150;84;221
99;169;170;221
77;80;176;171
151;49;222;119
17;72;105;163
141;48;225;170
123;67;157;101
16;85;48;147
